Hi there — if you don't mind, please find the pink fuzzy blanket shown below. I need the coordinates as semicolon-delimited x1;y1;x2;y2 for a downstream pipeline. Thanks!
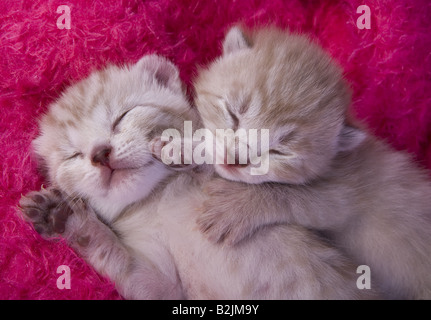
1;0;431;299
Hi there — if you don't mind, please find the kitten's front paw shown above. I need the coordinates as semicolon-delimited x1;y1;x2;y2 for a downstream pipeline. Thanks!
19;187;73;238
150;136;197;171
197;179;254;246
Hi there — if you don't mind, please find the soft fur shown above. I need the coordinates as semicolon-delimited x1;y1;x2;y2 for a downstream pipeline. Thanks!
19;56;377;299
2;0;431;299
194;26;431;299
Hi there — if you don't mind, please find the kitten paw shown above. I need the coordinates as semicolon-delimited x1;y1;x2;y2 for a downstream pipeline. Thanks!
19;187;73;237
197;178;255;246
150;136;197;171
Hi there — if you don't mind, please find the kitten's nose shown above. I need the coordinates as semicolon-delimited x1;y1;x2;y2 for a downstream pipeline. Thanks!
91;146;112;167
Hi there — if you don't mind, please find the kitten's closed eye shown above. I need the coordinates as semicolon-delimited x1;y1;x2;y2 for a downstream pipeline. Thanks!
268;132;297;156
112;109;133;131
65;152;82;161
278;131;296;144
269;149;285;156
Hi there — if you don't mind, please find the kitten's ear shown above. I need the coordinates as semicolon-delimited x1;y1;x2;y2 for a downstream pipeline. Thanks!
135;55;182;94
337;125;367;152
222;27;251;56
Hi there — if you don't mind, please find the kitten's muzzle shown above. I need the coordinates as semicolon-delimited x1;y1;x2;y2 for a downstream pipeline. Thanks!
91;146;112;168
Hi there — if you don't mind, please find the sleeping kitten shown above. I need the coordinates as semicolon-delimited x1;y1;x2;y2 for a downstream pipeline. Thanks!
19;55;374;299
194;26;431;299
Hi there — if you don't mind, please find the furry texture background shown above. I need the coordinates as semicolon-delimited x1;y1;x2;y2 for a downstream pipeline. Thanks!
1;0;431;299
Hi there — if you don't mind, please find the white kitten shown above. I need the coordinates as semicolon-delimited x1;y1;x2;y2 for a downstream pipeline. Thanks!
19;55;376;299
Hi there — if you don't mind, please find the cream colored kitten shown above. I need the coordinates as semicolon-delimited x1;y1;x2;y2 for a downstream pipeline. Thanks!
194;26;431;299
19;55;375;299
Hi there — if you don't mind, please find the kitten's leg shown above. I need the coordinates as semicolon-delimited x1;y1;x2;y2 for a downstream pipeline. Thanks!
198;178;293;245
19;187;183;299
198;178;348;245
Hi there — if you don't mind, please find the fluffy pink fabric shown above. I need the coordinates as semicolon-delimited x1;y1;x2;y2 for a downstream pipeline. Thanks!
1;0;431;299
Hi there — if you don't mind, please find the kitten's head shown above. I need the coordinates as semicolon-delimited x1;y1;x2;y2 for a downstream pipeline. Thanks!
34;55;196;221
194;26;366;184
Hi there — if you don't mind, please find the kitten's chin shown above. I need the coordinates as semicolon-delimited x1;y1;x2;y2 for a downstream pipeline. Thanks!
92;163;172;222
108;167;140;188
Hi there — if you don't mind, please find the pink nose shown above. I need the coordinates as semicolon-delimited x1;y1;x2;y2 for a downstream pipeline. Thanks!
92;146;111;167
